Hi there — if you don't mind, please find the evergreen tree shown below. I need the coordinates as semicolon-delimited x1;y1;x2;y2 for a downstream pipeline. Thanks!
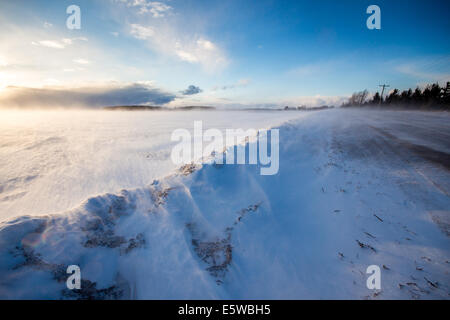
412;87;422;104
372;92;381;104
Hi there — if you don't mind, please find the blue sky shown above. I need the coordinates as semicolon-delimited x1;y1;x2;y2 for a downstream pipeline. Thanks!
0;0;449;107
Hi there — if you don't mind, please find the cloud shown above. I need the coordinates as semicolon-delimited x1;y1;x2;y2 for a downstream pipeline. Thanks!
62;37;88;45
31;40;65;49
0;18;123;89
119;0;172;17
138;2;172;17
73;58;90;65
385;55;450;85
213;79;250;91
197;39;216;51
130;24;155;39
128;23;228;71
396;63;450;84
112;1;228;72
43;21;53;28
181;85;202;95
0;82;176;108
31;37;88;49
176;50;198;63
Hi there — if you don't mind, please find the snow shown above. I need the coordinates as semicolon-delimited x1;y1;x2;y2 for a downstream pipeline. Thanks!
0;109;302;221
0;109;449;299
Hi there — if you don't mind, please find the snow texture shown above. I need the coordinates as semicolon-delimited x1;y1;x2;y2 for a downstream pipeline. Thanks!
0;109;449;299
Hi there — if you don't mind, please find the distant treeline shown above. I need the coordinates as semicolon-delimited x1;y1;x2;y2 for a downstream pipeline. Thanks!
342;82;450;110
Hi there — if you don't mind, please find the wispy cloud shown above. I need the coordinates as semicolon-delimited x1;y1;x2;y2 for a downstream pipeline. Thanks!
115;0;228;72
73;59;90;65
212;79;250;91
128;22;228;71
0;20;134;89
394;56;450;85
130;24;155;39
31;40;65;49
31;37;88;49
62;37;88;45
118;0;172;17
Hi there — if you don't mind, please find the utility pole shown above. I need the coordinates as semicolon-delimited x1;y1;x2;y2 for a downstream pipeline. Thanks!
379;84;390;105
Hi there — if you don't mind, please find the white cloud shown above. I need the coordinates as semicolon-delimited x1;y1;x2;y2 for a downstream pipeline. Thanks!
32;40;65;49
31;37;88;49
62;37;87;44
43;21;53;28
175;50;198;63
73;59;90;65
115;0;228;72
123;0;172;18
111;32;119;37
197;39;216;51
0;22;122;89
129;23;228;72
130;24;155;39
63;67;86;72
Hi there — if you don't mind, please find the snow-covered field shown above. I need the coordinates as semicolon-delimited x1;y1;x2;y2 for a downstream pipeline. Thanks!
0;109;449;299
0;110;301;222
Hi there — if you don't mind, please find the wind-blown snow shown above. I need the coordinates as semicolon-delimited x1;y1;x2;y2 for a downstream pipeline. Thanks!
0;110;302;222
0;109;449;299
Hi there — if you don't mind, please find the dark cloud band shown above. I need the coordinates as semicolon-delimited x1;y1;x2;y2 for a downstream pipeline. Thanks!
0;83;177;108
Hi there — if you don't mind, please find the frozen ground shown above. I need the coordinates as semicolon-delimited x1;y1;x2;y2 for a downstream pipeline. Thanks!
0;109;449;299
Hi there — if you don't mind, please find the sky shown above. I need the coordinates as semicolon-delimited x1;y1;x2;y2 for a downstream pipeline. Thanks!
0;0;449;108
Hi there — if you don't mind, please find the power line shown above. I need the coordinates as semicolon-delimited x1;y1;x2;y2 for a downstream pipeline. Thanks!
379;84;390;105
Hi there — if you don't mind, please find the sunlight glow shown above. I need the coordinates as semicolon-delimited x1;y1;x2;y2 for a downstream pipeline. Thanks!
0;56;7;67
